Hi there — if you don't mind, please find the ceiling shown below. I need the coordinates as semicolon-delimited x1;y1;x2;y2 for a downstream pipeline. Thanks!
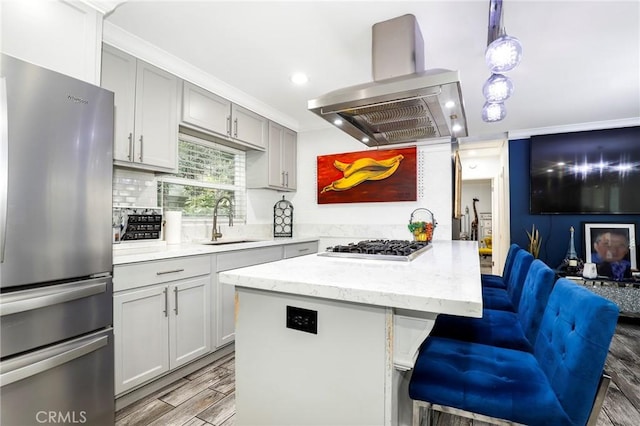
105;1;639;146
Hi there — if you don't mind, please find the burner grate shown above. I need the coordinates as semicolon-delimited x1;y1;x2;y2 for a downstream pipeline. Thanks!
319;239;431;261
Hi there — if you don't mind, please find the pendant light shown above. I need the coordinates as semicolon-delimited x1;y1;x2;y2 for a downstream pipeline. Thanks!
482;0;522;123
482;73;514;103
485;33;523;73
481;102;507;122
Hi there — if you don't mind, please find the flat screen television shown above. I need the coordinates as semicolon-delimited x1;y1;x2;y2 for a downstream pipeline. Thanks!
530;126;640;214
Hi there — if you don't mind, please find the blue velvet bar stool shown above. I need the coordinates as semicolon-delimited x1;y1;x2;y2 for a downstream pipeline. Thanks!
481;248;534;311
429;259;555;352
481;243;521;289
409;278;619;426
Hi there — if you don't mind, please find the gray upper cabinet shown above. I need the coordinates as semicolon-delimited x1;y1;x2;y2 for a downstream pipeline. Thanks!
101;45;178;172
247;121;297;191
281;126;297;190
181;81;231;137
181;81;267;151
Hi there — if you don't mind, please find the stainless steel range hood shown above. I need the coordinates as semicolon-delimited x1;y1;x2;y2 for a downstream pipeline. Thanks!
308;14;468;147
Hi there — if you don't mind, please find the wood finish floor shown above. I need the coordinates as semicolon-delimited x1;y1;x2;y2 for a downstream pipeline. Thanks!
116;320;640;426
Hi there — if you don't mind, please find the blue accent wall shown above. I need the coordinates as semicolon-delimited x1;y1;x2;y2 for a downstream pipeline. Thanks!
509;138;640;269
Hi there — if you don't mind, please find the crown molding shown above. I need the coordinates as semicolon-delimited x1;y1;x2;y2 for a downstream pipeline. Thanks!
79;0;126;15
102;21;300;131
508;117;640;140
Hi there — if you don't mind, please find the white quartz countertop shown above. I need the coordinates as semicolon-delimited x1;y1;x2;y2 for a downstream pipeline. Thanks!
112;237;319;265
219;240;483;317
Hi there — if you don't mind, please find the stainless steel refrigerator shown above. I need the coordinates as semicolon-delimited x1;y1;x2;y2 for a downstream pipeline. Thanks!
0;54;115;425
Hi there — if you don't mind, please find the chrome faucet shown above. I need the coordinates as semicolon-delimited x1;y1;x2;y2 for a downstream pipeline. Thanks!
212;196;233;241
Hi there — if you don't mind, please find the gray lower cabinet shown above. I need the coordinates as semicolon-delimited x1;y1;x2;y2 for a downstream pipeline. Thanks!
113;256;211;396
215;241;319;347
215;246;283;347
283;241;318;259
112;241;318;396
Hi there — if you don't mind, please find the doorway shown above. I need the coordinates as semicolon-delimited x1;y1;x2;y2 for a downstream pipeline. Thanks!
457;138;509;275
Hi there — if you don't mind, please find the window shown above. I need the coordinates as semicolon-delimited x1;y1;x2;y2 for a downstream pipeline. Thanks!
158;133;246;221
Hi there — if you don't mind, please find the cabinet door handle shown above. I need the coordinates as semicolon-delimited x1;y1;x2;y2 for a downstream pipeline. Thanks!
281;171;285;186
156;268;184;275
174;287;179;315
233;118;238;138
0;77;7;263
298;247;310;253
285;171;289;187
127;132;133;160
163;287;168;317
226;116;231;136
138;135;144;162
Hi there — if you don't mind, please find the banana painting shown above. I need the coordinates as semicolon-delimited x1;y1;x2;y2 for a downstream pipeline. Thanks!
321;154;404;193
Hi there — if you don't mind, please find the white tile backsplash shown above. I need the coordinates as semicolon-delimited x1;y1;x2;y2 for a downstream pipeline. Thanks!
181;220;272;243
113;168;158;207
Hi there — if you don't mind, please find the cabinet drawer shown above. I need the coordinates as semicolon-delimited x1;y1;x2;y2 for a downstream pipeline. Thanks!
216;246;282;272
114;255;211;292
283;241;319;259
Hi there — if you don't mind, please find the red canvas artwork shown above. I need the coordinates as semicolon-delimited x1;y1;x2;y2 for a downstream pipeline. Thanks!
317;146;417;204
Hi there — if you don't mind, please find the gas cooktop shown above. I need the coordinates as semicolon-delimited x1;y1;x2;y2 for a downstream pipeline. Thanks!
317;239;432;262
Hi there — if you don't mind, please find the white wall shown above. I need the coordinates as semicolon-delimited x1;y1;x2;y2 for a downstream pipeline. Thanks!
461;180;492;221
285;127;453;246
1;0;103;84
460;155;500;181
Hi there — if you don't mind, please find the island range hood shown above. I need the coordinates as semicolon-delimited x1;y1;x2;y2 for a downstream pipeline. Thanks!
308;14;468;147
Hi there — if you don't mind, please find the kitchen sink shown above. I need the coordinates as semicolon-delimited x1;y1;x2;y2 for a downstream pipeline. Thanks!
201;239;261;246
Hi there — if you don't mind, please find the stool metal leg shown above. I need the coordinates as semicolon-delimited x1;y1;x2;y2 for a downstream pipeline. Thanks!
412;401;434;426
412;401;422;426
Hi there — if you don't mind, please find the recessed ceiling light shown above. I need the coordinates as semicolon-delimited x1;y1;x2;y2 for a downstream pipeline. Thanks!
333;119;343;126
362;137;370;143
290;72;308;85
445;101;455;109
452;123;462;132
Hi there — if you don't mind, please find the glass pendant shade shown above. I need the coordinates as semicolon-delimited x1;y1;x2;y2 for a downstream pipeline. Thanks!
483;74;514;102
482;101;507;122
485;34;523;73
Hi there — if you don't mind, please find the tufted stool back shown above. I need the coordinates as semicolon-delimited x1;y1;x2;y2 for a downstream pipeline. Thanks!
534;278;619;425
515;259;556;346
505;249;534;306
500;243;520;282
481;244;522;289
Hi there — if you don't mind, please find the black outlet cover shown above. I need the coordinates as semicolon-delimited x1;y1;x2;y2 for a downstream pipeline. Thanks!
286;306;317;334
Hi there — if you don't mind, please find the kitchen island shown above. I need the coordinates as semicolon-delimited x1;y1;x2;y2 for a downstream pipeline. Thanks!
219;240;482;426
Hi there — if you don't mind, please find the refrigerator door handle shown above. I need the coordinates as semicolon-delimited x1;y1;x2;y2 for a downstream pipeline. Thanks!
0;279;108;316
0;76;8;263
0;334;108;387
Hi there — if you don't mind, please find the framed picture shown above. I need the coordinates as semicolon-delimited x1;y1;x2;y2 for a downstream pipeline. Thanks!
453;150;462;219
316;146;416;204
583;223;637;280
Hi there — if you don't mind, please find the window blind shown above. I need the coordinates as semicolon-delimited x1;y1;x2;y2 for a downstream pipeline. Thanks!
159;133;247;220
